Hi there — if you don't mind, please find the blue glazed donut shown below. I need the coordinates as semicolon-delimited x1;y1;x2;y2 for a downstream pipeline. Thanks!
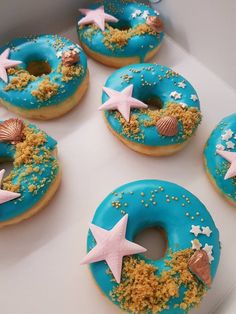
204;114;236;206
100;63;202;156
0;118;61;227
77;0;164;67
0;35;89;119
85;180;220;313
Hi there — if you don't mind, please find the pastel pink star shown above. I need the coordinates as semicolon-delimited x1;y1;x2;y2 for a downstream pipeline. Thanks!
81;214;147;283
99;85;148;122
0;48;22;83
217;149;236;180
0;169;20;205
78;6;118;31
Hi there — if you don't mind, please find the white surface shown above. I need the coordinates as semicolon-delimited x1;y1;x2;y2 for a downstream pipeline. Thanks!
0;26;236;314
152;0;236;91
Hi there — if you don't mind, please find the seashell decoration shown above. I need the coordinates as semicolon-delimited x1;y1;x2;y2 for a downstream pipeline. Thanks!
62;50;80;67
156;116;178;136
146;16;164;33
188;250;212;288
0;118;24;144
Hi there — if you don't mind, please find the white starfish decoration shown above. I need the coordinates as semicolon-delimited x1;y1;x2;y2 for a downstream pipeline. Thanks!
190;94;198;102
202;226;212;237
226;141;235;149
178;81;186;89
0;169;21;204
170;91;181;100
203;244;214;263
221;129;234;141
142;10;150;19
191;239;202;250
0;48;22;83
99;85;148;122
190;225;202;237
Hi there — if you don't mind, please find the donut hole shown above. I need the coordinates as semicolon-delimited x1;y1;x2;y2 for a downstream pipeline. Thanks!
26;60;52;77
109;20;131;31
0;160;14;177
135;227;167;260
145;96;163;111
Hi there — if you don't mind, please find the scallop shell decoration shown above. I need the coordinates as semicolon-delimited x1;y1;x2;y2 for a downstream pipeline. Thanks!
0;118;24;144
156;116;178;136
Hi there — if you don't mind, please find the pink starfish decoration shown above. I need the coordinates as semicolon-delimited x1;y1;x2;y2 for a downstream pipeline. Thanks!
0;48;22;83
217;149;236;180
78;5;118;31
99;84;148;122
81;214;147;283
0;169;21;205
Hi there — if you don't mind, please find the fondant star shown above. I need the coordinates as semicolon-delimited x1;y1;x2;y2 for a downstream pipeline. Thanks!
191;239;202;250
190;94;198;102
190;225;202;237
178;81;186;89
170;91;181;100
226;141;235;149
0;48;22;83
142;10;150;19
78;6;118;31
203;244;214;263
99;85;148;122
202;226;212;237
81;214;147;283
216;149;236;180
221;129;233;141
216;144;225;151
0;169;20;205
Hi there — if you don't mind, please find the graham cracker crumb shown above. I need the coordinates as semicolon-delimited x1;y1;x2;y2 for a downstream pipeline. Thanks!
4;68;36;91
111;249;205;313
58;62;84;82
31;77;59;101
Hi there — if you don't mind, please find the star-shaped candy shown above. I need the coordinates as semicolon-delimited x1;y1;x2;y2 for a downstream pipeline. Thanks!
81;214;147;283
190;94;198;102
0;169;20;204
203;244;214;263
99;84;148;122
190;225;202;237
226;141;235;149
191;239;202;250
202;226;212;237
221;129;233;141
216;144;225;151
142;10;150;19
178;81;186;89
170;91;181;100
216;149;236;180
78;6;118;31
0;48;22;83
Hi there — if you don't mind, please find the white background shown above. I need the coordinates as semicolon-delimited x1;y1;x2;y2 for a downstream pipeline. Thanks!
0;1;236;314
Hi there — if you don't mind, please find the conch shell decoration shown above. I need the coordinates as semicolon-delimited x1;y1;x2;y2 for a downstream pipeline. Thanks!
146;16;164;33
62;50;80;67
156;116;178;137
188;250;212;288
0;118;24;144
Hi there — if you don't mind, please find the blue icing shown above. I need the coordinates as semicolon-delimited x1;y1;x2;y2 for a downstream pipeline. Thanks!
87;180;220;313
0;121;59;222
102;63;201;146
77;1;164;61
204;114;236;203
0;35;87;109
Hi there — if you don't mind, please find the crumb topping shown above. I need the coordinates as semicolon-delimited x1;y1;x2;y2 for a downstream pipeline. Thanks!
31;77;59;101
4;68;36;91
58;62;84;82
111;249;206;313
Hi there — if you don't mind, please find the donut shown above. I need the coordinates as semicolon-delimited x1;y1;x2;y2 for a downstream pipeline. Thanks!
0;118;61;227
77;0;164;68
81;180;220;313
0;35;89;120
99;63;202;156
204;114;236;206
